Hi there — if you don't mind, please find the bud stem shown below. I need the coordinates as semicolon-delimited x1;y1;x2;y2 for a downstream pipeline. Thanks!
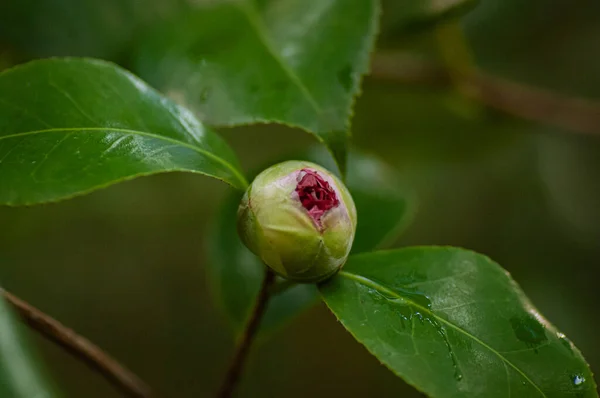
217;268;276;398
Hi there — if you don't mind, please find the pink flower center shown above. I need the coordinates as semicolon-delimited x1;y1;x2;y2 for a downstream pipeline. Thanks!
295;169;339;227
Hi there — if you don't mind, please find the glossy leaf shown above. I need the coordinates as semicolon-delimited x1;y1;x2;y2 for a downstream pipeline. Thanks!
320;247;597;397
0;58;247;206
0;294;60;397
208;149;415;336
134;0;381;174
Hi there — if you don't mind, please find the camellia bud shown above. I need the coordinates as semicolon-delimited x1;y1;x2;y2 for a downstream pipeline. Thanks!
237;161;357;283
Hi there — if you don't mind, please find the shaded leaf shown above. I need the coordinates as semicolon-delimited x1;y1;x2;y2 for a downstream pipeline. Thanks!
207;149;415;336
134;0;381;174
0;293;60;397
320;247;597;397
0;0;190;60
0;58;247;206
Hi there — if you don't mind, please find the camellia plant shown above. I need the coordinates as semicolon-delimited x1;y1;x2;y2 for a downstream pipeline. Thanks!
0;0;597;397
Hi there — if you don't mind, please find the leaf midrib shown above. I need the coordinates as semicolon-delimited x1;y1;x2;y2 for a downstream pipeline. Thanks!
337;270;547;397
236;1;323;117
0;127;248;188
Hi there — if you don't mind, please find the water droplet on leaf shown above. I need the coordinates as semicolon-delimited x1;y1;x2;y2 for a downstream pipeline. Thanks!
379;289;462;382
572;374;586;387
510;314;548;351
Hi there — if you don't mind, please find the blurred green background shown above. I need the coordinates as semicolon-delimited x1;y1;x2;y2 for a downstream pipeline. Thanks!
1;0;599;396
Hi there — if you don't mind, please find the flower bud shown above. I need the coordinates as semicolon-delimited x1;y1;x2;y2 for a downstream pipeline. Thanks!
237;161;357;283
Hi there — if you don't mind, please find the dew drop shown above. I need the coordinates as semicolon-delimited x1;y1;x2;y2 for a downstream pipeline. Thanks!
510;314;547;351
572;374;586;387
380;289;462;381
425;317;463;382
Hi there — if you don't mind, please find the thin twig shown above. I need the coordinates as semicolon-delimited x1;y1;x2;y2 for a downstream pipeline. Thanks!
217;269;276;398
1;289;152;398
371;52;600;136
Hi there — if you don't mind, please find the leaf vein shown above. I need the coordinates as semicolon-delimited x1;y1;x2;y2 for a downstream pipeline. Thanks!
338;270;548;398
236;2;322;116
30;132;74;181
0;127;248;188
0;97;54;129
48;81;99;125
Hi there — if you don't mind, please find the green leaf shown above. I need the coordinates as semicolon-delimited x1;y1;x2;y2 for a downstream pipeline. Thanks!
0;294;60;397
320;247;597;397
0;58;247;206
134;0;381;174
0;0;190;59
208;149;415;336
